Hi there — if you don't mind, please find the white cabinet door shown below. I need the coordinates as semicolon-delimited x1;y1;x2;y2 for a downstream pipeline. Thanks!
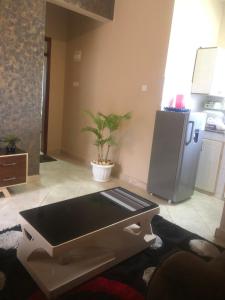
192;48;217;94
195;139;223;193
210;48;225;97
192;47;225;97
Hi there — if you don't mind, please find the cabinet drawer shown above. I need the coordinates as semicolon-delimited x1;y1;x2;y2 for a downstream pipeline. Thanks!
0;175;26;187
0;155;27;187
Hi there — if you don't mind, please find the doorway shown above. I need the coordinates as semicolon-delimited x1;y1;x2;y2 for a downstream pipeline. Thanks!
41;37;51;154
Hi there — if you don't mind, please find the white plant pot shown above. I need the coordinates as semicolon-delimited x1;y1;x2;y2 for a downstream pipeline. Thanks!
91;161;114;182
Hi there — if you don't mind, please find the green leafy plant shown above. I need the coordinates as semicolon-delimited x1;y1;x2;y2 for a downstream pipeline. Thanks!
3;135;21;147
82;111;131;164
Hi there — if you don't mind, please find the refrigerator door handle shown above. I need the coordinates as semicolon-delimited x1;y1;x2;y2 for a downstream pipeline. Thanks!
185;121;194;145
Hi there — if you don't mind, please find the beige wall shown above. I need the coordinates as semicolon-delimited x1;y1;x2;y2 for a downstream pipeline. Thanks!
62;0;174;187
45;3;68;154
162;0;224;109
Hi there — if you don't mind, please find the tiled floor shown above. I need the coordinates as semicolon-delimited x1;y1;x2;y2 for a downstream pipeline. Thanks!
0;155;225;247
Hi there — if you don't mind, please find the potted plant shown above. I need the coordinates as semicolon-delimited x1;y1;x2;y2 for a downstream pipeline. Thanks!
3;135;21;153
82;111;131;182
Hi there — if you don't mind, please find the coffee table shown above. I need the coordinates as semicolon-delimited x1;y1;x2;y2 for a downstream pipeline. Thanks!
17;187;159;299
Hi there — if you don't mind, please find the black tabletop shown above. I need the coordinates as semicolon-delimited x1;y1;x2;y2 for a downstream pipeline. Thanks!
20;187;158;246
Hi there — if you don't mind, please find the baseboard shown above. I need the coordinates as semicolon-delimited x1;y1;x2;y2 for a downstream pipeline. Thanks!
60;150;90;166
119;173;147;190
60;150;148;190
47;149;61;157
215;227;225;241
194;188;214;196
27;175;40;183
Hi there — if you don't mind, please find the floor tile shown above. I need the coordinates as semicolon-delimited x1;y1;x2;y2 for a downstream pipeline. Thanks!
0;156;224;248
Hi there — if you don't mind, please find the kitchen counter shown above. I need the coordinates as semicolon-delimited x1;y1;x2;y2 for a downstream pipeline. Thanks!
202;130;225;143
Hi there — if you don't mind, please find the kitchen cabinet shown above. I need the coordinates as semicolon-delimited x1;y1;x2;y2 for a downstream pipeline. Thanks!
192;47;225;97
215;145;225;199
195;139;223;193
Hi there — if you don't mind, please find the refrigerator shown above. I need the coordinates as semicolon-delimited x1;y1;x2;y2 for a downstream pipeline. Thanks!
147;111;206;203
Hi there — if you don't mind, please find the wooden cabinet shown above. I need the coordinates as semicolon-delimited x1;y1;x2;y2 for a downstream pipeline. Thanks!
195;139;223;193
192;47;225;97
0;150;28;197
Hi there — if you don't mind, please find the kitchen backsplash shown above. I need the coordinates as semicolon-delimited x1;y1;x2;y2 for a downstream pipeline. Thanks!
204;98;225;110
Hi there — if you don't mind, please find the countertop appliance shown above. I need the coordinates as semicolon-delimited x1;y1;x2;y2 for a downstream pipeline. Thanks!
204;110;225;133
147;111;206;203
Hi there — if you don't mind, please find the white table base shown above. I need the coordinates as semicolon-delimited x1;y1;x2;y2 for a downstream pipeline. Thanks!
17;207;159;299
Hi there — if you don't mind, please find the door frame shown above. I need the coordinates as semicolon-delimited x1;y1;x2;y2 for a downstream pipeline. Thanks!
42;36;51;154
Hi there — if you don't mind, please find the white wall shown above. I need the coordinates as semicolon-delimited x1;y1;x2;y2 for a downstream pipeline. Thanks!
162;0;224;110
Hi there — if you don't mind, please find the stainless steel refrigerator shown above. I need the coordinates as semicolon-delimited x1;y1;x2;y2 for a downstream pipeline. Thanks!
147;111;206;203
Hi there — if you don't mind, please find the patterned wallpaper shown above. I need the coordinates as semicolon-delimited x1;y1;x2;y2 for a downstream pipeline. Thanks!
0;0;45;175
0;0;114;175
51;0;115;20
